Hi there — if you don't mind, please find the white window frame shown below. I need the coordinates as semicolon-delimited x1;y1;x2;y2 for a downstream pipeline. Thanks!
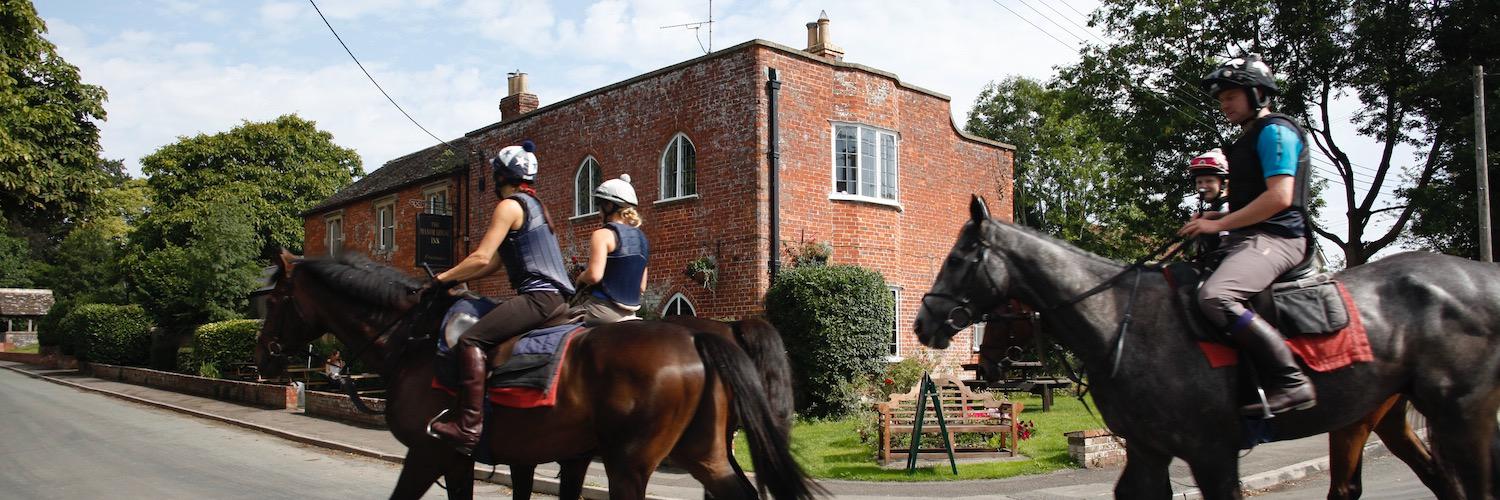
375;197;397;254
422;182;451;215
324;211;344;257
574;156;602;218
662;292;696;317
887;285;902;361
971;322;986;353
830;122;900;207
658;133;698;202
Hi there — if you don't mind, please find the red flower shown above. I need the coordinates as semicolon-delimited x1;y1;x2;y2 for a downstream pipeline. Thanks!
883;377;895;385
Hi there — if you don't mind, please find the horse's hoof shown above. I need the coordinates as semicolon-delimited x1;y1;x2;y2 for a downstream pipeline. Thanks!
426;408;450;439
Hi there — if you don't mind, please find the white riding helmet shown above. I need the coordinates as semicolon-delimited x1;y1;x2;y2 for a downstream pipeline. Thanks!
593;174;638;207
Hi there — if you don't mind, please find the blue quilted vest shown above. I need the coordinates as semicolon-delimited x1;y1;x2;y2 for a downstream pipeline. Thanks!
594;222;649;307
498;193;576;296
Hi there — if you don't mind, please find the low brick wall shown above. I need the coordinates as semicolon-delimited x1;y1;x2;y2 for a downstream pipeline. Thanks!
88;363;295;410
1067;429;1127;468
304;389;387;428
0;351;77;369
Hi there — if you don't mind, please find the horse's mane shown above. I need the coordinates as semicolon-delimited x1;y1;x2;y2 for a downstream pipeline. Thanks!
297;253;423;308
991;219;1127;270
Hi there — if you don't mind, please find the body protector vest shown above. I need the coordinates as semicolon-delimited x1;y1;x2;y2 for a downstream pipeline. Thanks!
1225;113;1312;238
1194;197;1229;267
596;222;650;307
498;193;576;296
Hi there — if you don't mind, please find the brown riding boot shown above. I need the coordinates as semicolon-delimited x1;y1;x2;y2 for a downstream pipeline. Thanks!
1231;313;1317;416
428;344;487;455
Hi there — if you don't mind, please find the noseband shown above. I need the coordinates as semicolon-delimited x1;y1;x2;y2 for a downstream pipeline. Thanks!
920;239;1006;331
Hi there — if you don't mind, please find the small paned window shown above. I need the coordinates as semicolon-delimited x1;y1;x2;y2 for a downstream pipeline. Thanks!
326;216;344;257
832;124;899;202
376;201;396;253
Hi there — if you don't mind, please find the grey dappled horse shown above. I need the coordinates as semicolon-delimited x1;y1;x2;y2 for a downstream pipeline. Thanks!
914;196;1500;500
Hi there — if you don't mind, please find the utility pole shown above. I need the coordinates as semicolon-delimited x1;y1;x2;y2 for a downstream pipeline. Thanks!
1476;65;1492;262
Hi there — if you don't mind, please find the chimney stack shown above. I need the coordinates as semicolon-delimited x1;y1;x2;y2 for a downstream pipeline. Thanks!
804;11;843;61
499;71;539;122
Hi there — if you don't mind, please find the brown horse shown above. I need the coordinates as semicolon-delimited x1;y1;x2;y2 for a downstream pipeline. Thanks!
254;252;819;500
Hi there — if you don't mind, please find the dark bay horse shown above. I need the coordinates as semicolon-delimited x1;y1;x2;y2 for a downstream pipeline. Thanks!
254;252;818;500
915;196;1500;499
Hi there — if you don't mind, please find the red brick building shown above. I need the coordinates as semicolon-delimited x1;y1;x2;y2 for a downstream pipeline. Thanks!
303;19;1014;368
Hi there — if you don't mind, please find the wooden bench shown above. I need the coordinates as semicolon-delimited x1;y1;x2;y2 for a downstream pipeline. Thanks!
876;374;1023;463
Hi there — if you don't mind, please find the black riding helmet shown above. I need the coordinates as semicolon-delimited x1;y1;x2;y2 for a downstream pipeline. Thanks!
1201;54;1279;119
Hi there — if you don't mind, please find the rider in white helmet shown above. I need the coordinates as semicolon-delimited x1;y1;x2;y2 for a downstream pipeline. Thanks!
571;174;650;326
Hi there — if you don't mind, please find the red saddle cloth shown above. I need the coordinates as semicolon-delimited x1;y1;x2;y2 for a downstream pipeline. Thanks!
431;328;580;409
1198;282;1373;372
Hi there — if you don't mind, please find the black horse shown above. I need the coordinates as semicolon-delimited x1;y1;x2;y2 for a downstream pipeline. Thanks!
914;196;1500;500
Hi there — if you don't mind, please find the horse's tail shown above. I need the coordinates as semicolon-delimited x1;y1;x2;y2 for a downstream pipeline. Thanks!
730;318;796;433
694;333;822;500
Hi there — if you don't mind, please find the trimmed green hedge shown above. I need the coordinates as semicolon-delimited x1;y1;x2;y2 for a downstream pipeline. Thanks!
180;319;260;378
766;264;893;419
67;303;154;366
38;298;81;351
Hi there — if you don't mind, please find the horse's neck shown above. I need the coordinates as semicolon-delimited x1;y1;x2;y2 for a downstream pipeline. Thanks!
993;225;1127;365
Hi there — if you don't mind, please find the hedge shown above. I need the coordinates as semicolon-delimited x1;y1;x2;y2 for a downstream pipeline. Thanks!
38;298;81;352
67;303;154;366
180;319;261;378
765;264;893;419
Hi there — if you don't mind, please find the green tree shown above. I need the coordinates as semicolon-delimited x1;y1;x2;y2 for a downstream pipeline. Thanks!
0;230;37;287
966;77;1149;259
136;114;361;255
1055;0;1468;266
129;199;262;333
0;0;111;230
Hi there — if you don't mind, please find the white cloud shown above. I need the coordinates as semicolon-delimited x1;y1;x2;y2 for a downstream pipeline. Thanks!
260;2;302;24
171;41;216;57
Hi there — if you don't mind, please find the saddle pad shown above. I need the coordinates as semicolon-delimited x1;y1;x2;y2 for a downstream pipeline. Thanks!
1197;282;1373;372
487;323;581;408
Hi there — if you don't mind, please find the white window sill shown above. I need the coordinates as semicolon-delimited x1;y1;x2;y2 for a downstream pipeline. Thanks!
654;194;699;206
569;211;600;221
885;355;904;363
828;192;903;211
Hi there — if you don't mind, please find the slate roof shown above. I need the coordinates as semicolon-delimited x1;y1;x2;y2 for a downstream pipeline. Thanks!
0;289;54;316
304;137;471;215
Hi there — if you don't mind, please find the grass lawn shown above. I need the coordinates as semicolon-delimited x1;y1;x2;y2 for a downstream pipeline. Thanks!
7;344;39;354
734;392;1104;481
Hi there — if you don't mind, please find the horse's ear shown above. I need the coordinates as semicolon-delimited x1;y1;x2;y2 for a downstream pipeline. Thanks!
970;195;991;222
278;248;298;278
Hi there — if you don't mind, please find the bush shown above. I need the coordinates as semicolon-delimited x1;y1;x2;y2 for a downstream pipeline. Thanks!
38;298;81;351
68;303;154;366
181;319;260;378
766;264;893;419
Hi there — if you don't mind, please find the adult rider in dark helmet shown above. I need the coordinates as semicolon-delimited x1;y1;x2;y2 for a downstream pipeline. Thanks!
426;141;575;454
1178;54;1316;416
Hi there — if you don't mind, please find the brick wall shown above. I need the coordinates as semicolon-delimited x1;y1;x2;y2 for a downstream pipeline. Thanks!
1067;429;1127;468
87;363;295;410
304;389;387;428
751;46;1013;369
303;177;462;276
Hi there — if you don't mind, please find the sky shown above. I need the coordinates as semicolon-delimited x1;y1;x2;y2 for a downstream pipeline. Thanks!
35;0;1416;258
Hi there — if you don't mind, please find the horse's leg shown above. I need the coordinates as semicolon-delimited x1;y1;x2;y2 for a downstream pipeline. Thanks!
601;454;659;500
509;464;535;500
389;447;448;500
1187;449;1244;500
1370;397;1444;498
1115;442;1174;499
556;457;592;500
1328;395;1396;500
1427;403;1498;500
443;454;475;500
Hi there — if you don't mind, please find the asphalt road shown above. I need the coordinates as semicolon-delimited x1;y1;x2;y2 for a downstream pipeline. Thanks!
0;368;533;499
1251;453;1437;499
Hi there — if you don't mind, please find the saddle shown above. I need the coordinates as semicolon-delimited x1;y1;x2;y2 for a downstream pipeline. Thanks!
1164;262;1351;342
432;297;584;404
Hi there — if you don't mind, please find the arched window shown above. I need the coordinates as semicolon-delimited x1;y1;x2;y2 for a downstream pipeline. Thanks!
574;157;602;217
659;133;697;201
662;293;696;317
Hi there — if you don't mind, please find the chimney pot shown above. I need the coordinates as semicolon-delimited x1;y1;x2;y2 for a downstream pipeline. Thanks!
499;71;538;122
803;13;843;61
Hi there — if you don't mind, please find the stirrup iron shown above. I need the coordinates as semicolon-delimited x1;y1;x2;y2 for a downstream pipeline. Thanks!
426;408;451;439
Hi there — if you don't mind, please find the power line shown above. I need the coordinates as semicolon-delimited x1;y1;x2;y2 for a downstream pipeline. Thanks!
307;0;458;152
1015;0;1089;45
987;0;1078;51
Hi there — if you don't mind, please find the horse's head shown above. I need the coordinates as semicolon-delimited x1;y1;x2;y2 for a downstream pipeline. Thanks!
254;249;323;378
916;195;1012;349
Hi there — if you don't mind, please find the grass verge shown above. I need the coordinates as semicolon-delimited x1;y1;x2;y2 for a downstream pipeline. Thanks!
735;391;1103;481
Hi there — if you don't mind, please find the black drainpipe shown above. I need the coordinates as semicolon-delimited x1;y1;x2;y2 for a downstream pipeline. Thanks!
766;68;782;282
